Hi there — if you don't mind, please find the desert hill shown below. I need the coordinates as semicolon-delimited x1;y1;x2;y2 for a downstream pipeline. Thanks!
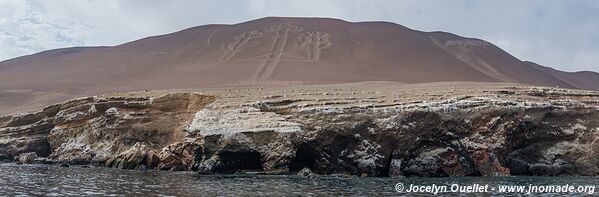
0;17;597;114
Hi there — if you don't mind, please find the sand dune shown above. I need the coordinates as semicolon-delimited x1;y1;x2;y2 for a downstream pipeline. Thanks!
0;17;597;114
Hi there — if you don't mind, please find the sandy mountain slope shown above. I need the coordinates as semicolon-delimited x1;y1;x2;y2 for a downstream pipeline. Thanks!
0;17;597;114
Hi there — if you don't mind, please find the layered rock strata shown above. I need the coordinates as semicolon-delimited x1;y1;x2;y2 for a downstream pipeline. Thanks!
1;84;598;177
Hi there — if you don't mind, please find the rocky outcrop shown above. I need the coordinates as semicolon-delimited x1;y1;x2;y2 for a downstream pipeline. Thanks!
17;152;38;164
186;86;599;177
0;92;215;170
156;142;196;171
0;113;53;160
298;167;318;178
1;85;599;177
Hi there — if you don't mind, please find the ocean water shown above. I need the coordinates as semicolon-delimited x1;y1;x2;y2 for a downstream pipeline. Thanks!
0;163;597;196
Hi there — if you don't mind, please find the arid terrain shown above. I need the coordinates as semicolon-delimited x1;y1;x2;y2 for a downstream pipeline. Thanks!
2;82;599;177
1;17;598;115
1;17;599;177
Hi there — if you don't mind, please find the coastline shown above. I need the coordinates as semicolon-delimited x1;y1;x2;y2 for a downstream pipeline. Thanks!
1;83;599;177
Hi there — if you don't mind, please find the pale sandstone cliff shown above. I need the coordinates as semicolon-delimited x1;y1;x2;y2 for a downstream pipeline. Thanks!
1;83;599;177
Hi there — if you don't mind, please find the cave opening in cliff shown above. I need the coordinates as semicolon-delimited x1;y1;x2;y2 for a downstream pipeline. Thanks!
37;141;52;157
290;143;320;172
217;151;263;173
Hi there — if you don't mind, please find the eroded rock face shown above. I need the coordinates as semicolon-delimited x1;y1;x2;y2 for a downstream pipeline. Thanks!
1;86;599;177
0;113;53;160
156;142;196;171
0;93;215;170
292;105;599;177
185;87;599;177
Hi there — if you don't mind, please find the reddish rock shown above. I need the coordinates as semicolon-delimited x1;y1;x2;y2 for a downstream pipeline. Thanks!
471;149;510;176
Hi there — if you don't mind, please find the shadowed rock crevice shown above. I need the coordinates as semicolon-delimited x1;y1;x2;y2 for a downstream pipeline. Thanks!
289;143;320;172
215;151;264;173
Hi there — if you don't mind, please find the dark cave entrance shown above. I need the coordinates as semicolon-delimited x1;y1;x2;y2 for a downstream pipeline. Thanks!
290;143;320;172
37;141;52;157
217;151;264;173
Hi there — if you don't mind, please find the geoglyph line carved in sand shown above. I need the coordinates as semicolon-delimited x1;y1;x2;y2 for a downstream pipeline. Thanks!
220;31;263;62
164;32;214;67
257;24;304;79
220;23;334;79
192;32;213;59
296;31;332;61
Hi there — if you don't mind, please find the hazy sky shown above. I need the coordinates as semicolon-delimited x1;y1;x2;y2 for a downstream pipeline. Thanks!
1;0;598;72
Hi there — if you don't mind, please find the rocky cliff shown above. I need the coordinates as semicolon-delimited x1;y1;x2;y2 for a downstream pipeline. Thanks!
1;83;599;177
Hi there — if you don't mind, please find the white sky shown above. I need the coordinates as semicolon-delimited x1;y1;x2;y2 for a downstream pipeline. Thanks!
0;0;598;72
